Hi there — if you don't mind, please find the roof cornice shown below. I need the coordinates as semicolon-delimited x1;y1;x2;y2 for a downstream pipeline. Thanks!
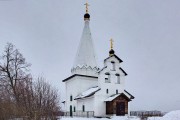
62;74;98;82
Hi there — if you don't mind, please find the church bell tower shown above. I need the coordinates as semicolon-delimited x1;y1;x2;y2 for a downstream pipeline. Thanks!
71;2;99;76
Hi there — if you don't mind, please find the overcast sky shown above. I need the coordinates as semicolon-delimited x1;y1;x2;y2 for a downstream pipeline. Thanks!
0;0;180;112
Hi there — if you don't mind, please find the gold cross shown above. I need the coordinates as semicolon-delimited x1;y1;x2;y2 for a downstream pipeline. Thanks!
110;38;114;49
84;2;90;13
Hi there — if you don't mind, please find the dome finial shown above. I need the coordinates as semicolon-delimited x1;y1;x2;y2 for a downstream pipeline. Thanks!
84;1;90;20
109;38;115;56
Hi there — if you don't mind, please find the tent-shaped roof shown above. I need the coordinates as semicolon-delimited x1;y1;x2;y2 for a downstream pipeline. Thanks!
72;19;98;70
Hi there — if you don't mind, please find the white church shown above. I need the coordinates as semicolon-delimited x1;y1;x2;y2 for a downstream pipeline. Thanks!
62;3;134;117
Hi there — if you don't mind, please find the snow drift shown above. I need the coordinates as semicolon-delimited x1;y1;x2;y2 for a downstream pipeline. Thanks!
161;110;180;120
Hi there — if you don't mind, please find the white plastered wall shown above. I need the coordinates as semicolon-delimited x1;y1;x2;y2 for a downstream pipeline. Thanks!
76;97;95;111
94;56;127;116
94;93;106;116
65;75;98;112
98;56;126;96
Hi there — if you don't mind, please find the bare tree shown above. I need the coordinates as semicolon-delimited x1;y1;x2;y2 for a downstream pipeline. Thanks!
0;43;31;103
0;43;61;120
32;77;60;119
16;77;60;119
0;43;31;119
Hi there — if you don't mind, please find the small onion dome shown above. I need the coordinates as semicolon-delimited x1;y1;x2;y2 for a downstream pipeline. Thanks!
109;49;115;56
84;13;90;20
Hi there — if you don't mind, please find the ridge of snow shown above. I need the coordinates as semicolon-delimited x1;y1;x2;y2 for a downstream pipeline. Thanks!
75;86;100;99
123;91;131;99
104;94;120;102
104;91;132;102
161;110;180;120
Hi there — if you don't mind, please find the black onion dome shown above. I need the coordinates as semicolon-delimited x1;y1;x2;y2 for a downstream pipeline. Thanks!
84;13;90;19
109;49;115;56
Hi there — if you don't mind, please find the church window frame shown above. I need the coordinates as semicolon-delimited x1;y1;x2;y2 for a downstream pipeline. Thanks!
111;61;115;71
74;106;76;112
70;95;73;101
116;89;118;94
105;72;110;83
106;89;109;94
82;105;85;112
115;73;120;84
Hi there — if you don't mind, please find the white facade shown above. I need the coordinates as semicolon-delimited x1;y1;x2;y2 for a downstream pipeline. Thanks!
62;11;134;117
64;75;98;113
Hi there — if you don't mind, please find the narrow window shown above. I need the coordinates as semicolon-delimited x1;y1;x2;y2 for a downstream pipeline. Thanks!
106;89;109;94
111;61;115;71
82;105;85;112
116;89;118;94
70;105;72;116
108;74;111;82
70;95;73;101
74;106;76;112
105;72;110;83
115;73;120;84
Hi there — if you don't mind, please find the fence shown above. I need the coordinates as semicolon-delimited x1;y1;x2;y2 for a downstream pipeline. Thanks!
64;111;94;118
130;111;163;120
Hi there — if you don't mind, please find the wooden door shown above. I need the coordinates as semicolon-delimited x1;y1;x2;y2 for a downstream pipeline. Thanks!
116;102;125;116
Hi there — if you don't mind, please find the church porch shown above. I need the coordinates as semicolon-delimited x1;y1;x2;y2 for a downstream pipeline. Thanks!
105;93;132;116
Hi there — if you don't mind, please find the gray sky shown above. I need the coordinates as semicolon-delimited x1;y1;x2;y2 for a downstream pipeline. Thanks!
0;0;180;112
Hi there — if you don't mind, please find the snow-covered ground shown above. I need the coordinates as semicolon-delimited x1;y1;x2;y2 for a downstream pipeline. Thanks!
61;110;180;120
162;110;180;120
147;110;180;120
148;117;162;120
61;116;140;120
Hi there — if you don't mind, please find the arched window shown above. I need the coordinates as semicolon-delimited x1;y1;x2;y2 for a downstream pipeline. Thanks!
116;89;118;94
106;89;109;94
115;73;120;84
105;72;110;83
111;61;115;71
70;105;72;116
82;105;85;112
74;106;76;112
70;95;73;101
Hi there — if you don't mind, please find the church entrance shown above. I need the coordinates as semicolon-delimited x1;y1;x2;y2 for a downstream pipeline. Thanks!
106;93;133;116
116;102;125;116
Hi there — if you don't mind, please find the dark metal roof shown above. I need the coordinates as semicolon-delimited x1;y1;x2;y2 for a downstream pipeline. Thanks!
62;74;98;82
104;54;123;63
124;90;135;99
97;66;128;76
119;67;128;76
97;66;107;73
